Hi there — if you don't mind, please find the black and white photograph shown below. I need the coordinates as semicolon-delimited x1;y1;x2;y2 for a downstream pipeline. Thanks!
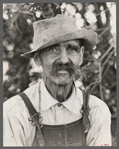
3;2;116;146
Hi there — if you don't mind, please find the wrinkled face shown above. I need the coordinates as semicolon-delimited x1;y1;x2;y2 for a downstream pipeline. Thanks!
35;40;84;85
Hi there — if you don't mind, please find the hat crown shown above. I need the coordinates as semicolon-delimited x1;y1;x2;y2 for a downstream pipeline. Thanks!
22;14;97;58
33;15;79;51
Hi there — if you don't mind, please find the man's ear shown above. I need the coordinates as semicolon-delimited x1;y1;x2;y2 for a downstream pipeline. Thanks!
34;52;41;66
79;46;84;65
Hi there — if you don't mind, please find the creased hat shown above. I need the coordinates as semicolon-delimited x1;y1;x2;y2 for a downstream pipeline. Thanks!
21;14;98;58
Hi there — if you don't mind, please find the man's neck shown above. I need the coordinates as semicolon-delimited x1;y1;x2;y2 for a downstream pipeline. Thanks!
43;78;74;102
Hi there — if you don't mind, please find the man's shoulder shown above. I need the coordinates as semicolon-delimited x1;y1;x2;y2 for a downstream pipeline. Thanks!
89;94;111;122
76;87;111;121
89;94;108;108
3;81;40;115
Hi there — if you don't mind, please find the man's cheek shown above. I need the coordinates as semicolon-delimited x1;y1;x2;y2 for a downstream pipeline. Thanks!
44;66;52;75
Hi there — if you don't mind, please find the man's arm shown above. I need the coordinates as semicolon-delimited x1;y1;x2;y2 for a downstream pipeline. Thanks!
3;112;26;146
86;95;112;146
3;96;35;146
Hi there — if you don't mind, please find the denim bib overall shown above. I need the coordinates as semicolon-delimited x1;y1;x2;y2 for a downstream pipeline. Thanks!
32;118;86;146
19;88;90;146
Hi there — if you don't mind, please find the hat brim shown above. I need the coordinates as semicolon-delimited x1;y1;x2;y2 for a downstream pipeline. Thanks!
21;29;97;58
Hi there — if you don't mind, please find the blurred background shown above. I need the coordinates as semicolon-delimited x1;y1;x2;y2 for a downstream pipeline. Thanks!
3;2;116;145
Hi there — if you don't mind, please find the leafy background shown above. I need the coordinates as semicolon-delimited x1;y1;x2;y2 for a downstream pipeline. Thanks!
3;3;116;146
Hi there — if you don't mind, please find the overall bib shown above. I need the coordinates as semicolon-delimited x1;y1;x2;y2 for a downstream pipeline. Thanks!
19;88;90;146
32;118;86;146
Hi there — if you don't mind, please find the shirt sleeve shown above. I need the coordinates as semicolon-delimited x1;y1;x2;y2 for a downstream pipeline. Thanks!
3;96;35;146
3;102;27;146
86;96;112;146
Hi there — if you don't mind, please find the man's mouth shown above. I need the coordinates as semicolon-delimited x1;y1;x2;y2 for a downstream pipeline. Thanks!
57;70;69;74
51;61;75;76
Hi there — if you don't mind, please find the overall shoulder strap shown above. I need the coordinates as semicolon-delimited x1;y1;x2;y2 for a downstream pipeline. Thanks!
82;90;90;133
19;92;45;146
19;92;39;121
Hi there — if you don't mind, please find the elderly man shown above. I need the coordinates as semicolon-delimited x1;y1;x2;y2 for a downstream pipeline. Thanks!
3;15;112;146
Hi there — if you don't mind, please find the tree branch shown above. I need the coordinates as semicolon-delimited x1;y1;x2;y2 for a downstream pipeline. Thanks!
100;42;116;61
102;50;115;71
99;61;104;101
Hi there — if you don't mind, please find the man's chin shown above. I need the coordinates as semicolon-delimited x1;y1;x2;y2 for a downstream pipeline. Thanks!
56;81;69;86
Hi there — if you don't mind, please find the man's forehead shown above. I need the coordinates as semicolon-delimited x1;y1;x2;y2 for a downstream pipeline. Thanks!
58;40;80;47
36;39;81;56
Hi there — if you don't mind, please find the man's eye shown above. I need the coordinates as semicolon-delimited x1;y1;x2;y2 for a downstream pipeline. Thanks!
68;48;78;53
46;48;57;53
67;45;79;53
50;48;57;52
69;48;75;52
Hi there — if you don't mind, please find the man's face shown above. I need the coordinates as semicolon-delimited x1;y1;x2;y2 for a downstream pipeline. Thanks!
35;40;84;85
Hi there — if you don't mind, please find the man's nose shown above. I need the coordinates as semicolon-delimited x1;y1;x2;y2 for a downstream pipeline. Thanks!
59;49;69;64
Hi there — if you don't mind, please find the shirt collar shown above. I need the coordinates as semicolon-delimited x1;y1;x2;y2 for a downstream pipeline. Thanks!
41;79;58;111
40;79;83;115
63;84;83;115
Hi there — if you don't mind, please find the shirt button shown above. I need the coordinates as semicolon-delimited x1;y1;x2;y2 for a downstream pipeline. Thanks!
57;103;62;107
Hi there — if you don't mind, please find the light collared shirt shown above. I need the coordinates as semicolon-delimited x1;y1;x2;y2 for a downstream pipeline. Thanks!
3;79;112;146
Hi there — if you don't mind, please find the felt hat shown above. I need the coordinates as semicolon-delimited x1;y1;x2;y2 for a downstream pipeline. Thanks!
21;14;98;58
